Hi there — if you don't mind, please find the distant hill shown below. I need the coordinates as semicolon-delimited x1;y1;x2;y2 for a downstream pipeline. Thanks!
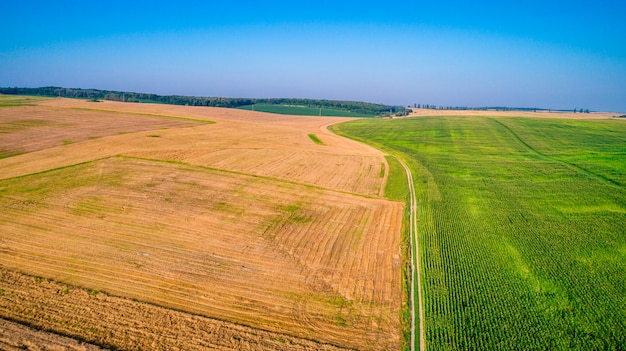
0;87;405;117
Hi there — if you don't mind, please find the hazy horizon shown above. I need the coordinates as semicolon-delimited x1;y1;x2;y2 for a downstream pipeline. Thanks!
1;1;625;112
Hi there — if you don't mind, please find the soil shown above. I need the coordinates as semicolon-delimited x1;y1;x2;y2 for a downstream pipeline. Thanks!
0;99;403;350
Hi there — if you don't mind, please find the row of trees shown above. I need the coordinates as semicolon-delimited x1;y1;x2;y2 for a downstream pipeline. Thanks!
413;103;592;113
414;104;543;111
0;87;404;116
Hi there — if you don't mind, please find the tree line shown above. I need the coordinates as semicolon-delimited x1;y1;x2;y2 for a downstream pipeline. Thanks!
0;87;404;116
412;103;592;113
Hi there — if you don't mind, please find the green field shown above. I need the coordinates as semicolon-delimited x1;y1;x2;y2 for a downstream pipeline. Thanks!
332;116;626;350
0;95;49;107
237;104;375;117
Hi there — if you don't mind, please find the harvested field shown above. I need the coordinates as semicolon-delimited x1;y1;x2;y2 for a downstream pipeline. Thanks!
0;104;203;158
0;98;403;350
0;270;352;350
1;99;387;196
0;316;104;351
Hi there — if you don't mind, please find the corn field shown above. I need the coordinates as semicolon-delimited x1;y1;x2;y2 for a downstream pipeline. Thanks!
334;116;626;350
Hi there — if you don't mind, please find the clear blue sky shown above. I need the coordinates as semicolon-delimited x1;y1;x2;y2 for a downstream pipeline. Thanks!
1;0;625;112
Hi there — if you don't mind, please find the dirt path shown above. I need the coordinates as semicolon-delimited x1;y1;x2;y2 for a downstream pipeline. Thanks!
396;156;425;351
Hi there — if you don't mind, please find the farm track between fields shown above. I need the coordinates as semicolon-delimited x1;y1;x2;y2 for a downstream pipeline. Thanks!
394;156;424;351
0;98;404;350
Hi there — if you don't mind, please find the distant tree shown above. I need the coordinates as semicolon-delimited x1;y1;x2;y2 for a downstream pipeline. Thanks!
0;86;406;116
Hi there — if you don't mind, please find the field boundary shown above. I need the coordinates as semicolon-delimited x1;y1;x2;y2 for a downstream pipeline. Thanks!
119;155;384;199
329;115;626;349
394;156;424;351
328;122;424;351
0;154;382;201
1;101;404;350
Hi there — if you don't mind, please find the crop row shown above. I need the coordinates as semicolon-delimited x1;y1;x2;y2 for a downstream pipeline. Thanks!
0;156;403;350
335;116;626;350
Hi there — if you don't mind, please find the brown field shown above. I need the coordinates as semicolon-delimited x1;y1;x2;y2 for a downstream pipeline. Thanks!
1;99;387;196
0;98;403;350
0;312;105;351
0;104;204;158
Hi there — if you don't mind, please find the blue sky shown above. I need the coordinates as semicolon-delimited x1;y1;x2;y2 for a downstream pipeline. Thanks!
1;1;625;111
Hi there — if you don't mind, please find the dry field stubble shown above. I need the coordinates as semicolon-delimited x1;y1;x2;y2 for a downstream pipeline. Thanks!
0;99;403;350
0;318;104;351
1;99;387;196
0;104;200;157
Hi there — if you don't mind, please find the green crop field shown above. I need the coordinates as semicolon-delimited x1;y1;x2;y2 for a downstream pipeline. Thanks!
332;116;626;350
237;104;374;117
0;95;49;107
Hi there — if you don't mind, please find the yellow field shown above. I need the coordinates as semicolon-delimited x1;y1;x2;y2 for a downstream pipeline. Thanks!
0;98;403;350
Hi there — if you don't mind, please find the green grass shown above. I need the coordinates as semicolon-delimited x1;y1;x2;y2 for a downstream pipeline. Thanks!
0;150;23;159
383;156;408;202
237;104;375;117
0;95;50;107
0;119;54;132
307;133;324;145
333;116;626;350
0;158;123;198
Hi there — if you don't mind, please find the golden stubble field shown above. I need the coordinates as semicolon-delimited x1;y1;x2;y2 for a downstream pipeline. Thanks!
0;98;403;350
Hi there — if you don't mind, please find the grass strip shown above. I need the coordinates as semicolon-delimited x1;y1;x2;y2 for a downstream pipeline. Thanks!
307;134;325;145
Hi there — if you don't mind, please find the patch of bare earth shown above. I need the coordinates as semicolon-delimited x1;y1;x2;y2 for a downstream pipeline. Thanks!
0;99;402;350
0;104;200;157
1;99;386;196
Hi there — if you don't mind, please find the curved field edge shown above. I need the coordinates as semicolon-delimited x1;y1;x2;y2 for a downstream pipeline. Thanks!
331;116;626;350
331;123;413;351
0;155;403;350
0;98;403;349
